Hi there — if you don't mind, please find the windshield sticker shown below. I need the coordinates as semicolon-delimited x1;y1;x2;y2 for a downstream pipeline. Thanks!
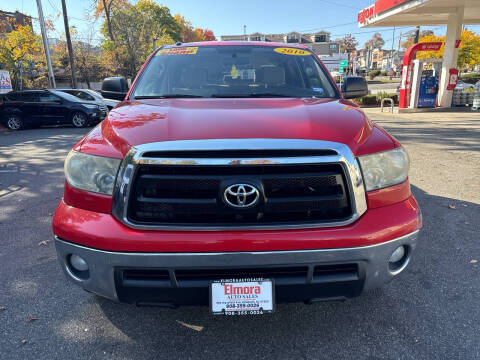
230;64;239;79
312;87;325;94
157;47;198;56
274;47;310;56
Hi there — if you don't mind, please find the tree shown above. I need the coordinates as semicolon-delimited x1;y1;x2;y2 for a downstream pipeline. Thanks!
365;32;385;49
0;24;45;90
101;0;181;77
174;14;202;42
174;15;216;42
414;30;480;70
338;34;358;53
401;30;434;49
92;0;128;42
53;26;106;88
203;29;216;41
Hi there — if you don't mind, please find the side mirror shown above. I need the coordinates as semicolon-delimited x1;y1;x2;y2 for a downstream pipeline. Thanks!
101;76;128;100
341;76;368;99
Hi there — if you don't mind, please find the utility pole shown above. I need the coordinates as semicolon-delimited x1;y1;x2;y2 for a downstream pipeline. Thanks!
414;25;420;44
390;26;395;69
243;25;246;41
35;0;55;88
61;0;77;88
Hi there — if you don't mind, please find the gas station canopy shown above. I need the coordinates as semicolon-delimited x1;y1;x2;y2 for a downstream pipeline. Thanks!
357;0;480;108
358;0;480;28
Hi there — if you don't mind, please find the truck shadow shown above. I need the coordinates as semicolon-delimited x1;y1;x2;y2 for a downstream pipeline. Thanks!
93;185;479;359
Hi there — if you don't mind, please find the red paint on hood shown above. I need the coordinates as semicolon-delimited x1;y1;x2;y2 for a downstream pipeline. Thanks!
78;97;394;158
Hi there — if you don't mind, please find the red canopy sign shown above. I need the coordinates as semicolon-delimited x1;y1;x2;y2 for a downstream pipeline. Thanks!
358;0;410;24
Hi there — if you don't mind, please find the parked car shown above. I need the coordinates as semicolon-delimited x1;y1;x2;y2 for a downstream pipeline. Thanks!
56;88;119;110
53;42;421;314
0;89;108;130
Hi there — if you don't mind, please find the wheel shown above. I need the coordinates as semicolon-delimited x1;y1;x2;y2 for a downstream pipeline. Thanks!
71;112;88;128
6;114;23;130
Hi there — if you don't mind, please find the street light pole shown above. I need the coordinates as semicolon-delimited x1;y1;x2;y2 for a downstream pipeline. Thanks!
61;0;77;88
35;0;56;88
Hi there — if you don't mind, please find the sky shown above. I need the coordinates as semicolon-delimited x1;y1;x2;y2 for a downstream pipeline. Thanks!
3;0;480;49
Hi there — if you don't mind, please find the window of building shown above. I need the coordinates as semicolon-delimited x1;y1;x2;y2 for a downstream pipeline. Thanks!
315;35;327;42
287;35;298;43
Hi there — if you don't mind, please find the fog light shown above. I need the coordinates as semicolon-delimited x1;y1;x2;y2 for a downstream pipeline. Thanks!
389;246;406;263
70;254;89;271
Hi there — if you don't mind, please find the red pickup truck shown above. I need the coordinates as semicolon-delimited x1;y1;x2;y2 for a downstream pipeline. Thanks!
53;42;421;314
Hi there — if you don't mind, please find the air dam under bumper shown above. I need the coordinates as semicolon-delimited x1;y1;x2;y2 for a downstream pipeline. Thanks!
55;230;418;306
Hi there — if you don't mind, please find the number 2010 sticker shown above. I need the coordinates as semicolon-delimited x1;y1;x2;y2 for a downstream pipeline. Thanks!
274;47;310;56
157;47;198;56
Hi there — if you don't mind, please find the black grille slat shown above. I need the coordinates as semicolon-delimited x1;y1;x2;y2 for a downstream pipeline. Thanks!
117;264;361;291
127;161;352;227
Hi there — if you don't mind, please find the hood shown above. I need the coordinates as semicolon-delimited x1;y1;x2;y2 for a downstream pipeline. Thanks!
78;98;395;158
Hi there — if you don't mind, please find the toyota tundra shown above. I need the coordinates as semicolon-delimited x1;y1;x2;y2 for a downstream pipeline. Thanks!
53;42;422;314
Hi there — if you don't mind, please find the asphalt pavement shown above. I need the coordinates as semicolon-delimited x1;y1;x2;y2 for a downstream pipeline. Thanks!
0;112;479;359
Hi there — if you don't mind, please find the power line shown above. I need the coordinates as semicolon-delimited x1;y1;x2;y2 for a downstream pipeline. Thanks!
299;21;358;33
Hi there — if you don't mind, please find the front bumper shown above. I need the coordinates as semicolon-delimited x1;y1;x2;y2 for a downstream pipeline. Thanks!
86;109;106;122
55;230;418;306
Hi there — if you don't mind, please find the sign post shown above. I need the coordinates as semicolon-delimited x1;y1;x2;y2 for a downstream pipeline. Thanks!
339;60;348;75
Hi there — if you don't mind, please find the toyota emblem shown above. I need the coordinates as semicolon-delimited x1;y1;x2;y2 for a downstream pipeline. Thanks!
223;184;260;208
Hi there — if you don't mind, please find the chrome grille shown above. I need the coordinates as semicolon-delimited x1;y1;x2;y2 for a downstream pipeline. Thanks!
112;139;367;231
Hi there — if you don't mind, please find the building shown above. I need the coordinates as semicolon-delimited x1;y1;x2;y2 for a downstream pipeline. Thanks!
0;10;32;35
221;31;340;56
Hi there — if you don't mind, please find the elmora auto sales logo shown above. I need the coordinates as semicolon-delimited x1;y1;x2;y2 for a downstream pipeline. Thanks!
224;284;261;295
358;5;375;24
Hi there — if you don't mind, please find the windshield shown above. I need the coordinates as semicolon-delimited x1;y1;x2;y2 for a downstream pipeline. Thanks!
131;45;339;99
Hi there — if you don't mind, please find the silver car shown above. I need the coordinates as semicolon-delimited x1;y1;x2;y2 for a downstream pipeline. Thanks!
56;88;120;110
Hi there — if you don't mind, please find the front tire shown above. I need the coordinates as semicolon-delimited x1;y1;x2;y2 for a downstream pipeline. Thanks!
71;112;88;128
6;114;23;130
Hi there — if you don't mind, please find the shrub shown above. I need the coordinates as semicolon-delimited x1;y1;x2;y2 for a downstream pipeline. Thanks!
353;94;378;106
380;71;388;76
376;91;398;104
368;70;381;80
459;73;480;84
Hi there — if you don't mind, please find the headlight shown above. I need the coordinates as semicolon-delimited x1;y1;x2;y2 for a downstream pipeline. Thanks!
64;150;121;195
82;104;99;109
358;147;409;191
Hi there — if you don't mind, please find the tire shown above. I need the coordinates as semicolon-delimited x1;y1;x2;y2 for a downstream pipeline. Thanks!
6;114;23;130
71;112;88;128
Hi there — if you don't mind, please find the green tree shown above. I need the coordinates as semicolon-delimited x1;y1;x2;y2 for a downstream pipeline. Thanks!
101;0;181;77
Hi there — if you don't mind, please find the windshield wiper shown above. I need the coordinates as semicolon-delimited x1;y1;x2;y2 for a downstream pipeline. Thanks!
134;94;205;99
211;93;293;98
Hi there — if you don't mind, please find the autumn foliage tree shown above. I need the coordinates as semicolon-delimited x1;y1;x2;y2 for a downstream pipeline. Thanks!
365;32;385;49
101;0;181;77
174;14;216;42
412;30;480;70
338;34;358;53
0;24;46;90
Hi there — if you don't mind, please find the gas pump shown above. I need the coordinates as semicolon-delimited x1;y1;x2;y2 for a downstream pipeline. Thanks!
409;59;442;108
